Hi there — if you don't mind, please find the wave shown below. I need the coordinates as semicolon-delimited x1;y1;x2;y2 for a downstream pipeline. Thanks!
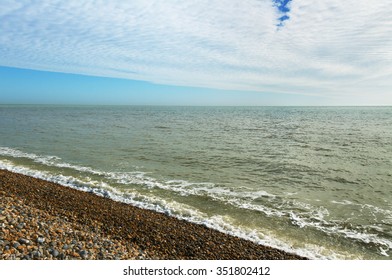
1;146;391;259
0;147;103;175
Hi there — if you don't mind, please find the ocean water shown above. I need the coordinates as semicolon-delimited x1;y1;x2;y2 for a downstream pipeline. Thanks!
1;105;391;259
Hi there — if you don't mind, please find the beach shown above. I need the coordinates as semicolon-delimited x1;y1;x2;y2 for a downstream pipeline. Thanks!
0;169;305;260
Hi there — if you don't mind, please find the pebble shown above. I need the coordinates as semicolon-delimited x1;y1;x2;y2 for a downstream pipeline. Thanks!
51;249;59;258
78;250;88;259
37;237;45;244
31;250;41;259
17;223;25;229
18;238;30;245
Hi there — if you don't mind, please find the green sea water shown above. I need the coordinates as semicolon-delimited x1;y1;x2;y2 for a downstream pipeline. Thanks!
1;105;391;259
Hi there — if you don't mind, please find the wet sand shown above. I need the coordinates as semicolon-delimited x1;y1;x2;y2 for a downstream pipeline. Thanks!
0;169;306;260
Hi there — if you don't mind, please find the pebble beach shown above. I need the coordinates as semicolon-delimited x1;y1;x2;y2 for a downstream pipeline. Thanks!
0;169;306;260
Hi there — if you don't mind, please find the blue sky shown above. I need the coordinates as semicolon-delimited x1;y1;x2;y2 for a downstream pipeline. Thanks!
0;0;391;106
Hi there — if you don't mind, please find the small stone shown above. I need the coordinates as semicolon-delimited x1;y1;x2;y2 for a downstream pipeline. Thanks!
12;242;21;248
78;250;88;259
51;249;59;258
43;250;51;258
17;223;25;229
62;244;69;250
18;238;30;245
36;237;45;244
16;245;25;252
31;250;41;259
97;252;104;259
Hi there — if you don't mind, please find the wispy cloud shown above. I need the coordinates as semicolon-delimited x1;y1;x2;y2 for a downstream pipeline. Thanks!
0;0;391;103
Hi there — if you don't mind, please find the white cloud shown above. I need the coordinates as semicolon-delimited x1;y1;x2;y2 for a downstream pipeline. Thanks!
0;0;391;103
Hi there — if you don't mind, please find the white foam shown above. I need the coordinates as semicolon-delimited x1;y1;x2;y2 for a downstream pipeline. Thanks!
332;199;392;218
0;146;103;175
331;200;355;205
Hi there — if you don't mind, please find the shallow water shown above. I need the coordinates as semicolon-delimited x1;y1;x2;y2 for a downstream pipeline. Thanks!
1;105;391;259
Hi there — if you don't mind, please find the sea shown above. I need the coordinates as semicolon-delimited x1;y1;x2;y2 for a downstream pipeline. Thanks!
1;105;391;259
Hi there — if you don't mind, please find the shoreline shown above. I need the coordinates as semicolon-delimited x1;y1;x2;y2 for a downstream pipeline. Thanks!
0;169;306;260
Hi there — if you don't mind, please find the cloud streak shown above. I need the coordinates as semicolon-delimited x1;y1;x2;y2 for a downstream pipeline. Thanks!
0;0;391;103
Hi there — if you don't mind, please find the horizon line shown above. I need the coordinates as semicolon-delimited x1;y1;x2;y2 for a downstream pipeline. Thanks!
1;103;391;108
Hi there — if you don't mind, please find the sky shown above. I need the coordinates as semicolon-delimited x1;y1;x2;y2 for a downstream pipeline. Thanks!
0;0;391;106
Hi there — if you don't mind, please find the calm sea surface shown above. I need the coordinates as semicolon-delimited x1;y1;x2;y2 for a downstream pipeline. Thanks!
1;105;391;259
